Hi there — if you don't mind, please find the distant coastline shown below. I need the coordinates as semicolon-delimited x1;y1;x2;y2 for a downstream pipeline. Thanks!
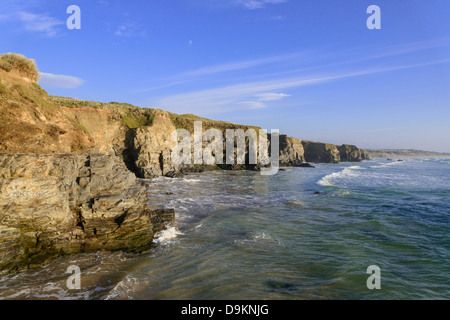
364;149;450;159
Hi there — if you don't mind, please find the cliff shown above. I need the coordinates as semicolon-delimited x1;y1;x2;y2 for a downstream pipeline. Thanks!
0;53;369;272
0;153;174;273
301;141;341;163
364;149;450;159
338;144;370;162
300;141;369;164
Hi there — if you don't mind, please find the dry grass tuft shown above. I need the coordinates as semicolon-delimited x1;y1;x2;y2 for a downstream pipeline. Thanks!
0;53;39;82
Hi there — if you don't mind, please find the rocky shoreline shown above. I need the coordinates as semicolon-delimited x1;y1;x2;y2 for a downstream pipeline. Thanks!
0;153;174;273
0;53;369;273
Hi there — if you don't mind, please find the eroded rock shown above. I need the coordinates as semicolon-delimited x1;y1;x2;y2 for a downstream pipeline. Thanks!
0;153;174;273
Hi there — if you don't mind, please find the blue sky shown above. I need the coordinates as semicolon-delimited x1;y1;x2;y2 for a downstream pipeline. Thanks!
1;0;450;152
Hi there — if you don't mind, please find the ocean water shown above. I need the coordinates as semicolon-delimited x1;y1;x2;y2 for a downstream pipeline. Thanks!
0;158;449;300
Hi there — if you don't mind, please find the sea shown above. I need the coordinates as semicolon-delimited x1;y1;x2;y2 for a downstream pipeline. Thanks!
0;158;449;300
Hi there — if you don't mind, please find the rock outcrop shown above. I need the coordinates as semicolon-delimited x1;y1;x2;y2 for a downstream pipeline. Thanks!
127;111;178;178
271;134;305;166
0;53;371;274
301;141;341;163
0;153;174;273
361;150;370;160
337;144;364;162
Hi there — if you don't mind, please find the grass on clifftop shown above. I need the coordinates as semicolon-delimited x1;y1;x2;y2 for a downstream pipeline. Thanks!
50;96;155;129
169;112;261;133
0;53;39;82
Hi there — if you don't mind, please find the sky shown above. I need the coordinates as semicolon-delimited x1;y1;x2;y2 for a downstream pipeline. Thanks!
1;0;450;152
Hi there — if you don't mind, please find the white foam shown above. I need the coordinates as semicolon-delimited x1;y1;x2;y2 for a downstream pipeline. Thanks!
253;232;273;241
370;160;405;169
153;226;183;245
348;165;364;170
317;167;360;187
105;275;146;300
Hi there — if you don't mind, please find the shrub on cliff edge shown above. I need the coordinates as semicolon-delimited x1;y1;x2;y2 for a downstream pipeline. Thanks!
0;53;39;82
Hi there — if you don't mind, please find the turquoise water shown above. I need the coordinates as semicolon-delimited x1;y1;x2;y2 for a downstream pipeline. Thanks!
1;158;449;299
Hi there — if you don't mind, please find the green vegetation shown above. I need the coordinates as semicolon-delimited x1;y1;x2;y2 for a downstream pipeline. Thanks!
12;84;56;111
169;112;261;134
50;96;103;109
121;111;155;128
0;53;39;82
76;123;89;133
32;82;48;95
49;96;155;129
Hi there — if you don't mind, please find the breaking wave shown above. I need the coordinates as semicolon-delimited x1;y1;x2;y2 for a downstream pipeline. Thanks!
317;167;362;187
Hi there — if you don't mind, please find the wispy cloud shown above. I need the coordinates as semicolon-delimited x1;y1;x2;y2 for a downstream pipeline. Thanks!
154;57;450;115
237;101;267;109
255;92;290;101
114;22;146;37
39;72;84;89
142;38;449;94
235;0;288;10
136;52;304;93
155;74;332;114
17;11;64;37
175;53;301;79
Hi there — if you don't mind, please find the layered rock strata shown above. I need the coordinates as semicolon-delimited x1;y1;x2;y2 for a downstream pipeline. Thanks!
301;141;341;164
0;153;174;273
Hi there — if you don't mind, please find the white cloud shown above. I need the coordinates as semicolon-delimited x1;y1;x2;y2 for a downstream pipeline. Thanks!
39;72;84;89
161;52;302;82
155;75;327;114
271;15;286;20
236;0;288;10
238;101;267;109
17;11;64;37
115;22;146;37
255;92;290;101
154;57;450;115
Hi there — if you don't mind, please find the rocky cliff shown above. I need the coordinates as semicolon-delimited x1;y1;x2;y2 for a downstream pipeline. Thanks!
0;53;369;272
268;134;305;166
338;144;367;162
300;141;369;163
0;153;174;273
364;149;450;159
301;141;341;163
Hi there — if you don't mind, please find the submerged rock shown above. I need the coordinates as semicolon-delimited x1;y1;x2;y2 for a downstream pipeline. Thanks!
295;162;315;168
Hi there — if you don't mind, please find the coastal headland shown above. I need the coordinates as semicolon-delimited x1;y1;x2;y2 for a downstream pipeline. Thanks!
0;53;369;273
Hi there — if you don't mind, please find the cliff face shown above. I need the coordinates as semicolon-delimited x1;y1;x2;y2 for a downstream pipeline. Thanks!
0;53;370;272
272;135;305;166
338;144;364;162
300;141;369;163
364;149;450;159
302;141;341;163
0;71;95;154
0;153;174;273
